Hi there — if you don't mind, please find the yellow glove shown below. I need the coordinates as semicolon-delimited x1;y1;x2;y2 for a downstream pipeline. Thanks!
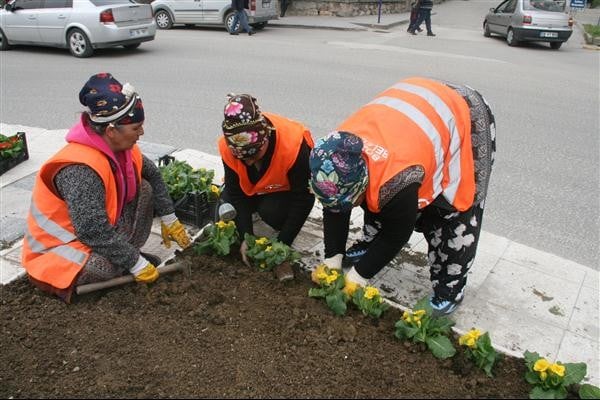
133;263;159;283
342;279;360;297
343;266;368;298
161;220;191;249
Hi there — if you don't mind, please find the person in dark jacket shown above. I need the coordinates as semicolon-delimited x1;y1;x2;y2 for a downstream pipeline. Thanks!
230;0;254;35
218;94;315;267
409;0;435;36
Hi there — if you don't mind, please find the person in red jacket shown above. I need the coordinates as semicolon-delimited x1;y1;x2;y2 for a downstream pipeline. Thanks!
218;94;314;268
309;77;496;316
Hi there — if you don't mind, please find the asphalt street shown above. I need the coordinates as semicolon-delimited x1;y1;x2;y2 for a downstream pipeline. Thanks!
0;0;598;269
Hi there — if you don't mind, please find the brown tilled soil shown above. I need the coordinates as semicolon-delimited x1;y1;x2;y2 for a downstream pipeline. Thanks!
1;248;533;399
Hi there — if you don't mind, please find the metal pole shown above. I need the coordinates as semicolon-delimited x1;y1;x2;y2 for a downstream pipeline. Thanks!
378;0;382;24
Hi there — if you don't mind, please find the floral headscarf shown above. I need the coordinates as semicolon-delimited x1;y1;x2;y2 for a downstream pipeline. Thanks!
222;93;271;159
309;131;369;213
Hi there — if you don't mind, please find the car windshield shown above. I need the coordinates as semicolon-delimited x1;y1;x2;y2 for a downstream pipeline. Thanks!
89;0;136;5
523;0;565;12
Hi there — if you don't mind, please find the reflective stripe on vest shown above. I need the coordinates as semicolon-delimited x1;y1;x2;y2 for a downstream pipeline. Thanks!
390;82;463;204
25;232;87;265
29;202;76;244
367;96;446;203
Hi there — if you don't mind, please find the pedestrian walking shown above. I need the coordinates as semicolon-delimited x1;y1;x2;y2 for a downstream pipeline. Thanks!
309;77;496;316
280;0;290;17
407;0;424;33
230;0;255;35
409;0;435;36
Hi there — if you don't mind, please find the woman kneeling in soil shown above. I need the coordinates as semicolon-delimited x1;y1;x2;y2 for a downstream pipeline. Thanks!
21;72;191;303
218;94;315;267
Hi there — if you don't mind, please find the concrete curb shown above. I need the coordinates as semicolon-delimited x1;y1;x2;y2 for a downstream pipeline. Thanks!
269;22;368;31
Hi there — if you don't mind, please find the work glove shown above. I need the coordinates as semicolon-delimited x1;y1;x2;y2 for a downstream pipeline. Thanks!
342;266;368;297
240;240;251;267
311;254;343;284
130;255;159;284
160;214;191;249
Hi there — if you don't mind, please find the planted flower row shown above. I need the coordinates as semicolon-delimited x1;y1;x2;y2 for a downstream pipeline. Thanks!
307;265;599;399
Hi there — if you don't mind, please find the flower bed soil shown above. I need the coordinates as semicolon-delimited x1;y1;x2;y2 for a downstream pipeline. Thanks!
1;248;533;398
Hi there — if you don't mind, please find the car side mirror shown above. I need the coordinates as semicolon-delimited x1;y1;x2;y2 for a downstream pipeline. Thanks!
490;7;496;12
5;3;13;11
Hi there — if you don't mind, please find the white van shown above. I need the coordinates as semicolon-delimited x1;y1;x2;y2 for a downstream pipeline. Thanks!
151;0;278;32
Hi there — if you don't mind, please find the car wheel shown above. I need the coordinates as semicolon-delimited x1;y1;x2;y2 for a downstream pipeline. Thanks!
225;11;239;33
123;43;141;50
483;21;491;38
250;22;267;30
0;29;10;51
506;28;519;47
550;42;562;50
155;10;173;29
68;28;93;58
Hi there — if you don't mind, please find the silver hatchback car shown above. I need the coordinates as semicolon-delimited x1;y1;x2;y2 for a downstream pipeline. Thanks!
483;0;573;49
151;0;278;32
0;0;156;57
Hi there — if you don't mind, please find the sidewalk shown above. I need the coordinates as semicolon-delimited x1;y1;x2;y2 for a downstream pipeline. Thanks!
1;122;598;386
269;12;412;31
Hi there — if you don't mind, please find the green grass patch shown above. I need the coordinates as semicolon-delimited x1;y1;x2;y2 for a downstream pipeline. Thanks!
592;0;600;9
584;24;600;37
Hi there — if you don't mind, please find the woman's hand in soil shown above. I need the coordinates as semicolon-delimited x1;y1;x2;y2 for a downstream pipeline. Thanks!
161;219;191;249
240;240;251;267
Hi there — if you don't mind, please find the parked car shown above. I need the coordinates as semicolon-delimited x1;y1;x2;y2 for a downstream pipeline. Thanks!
0;0;156;57
483;0;573;49
151;0;278;32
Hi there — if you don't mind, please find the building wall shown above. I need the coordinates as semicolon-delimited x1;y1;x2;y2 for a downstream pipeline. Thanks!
281;0;445;17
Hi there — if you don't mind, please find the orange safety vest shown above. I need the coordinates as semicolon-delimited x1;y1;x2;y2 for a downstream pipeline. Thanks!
338;77;475;213
219;112;314;196
21;143;143;290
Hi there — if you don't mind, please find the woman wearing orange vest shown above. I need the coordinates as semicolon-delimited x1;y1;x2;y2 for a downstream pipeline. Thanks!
21;73;191;303
218;94;315;268
309;77;496;316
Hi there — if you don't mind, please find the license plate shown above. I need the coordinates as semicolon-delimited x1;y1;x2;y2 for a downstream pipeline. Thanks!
540;31;558;38
130;28;147;37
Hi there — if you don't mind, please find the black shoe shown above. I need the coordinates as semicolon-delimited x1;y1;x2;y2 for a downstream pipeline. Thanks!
140;252;162;267
417;27;423;32
229;32;239;35
430;288;465;317
248;30;255;36
427;32;436;36
343;239;371;267
408;30;417;35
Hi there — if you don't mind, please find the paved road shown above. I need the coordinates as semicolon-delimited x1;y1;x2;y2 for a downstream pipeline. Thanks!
0;0;598;268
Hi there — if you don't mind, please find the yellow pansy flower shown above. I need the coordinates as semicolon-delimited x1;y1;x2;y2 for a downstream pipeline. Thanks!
227;220;235;227
255;237;269;245
414;309;426;318
325;272;338;285
549;363;565;377
259;262;266;269
459;329;482;348
210;184;220;194
315;271;328;281
534;358;550;372
402;311;411;321
540;371;548;381
216;220;227;229
364;286;380;300
265;246;272;252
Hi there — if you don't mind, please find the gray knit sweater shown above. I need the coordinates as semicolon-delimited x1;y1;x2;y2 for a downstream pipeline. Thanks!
54;155;174;271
